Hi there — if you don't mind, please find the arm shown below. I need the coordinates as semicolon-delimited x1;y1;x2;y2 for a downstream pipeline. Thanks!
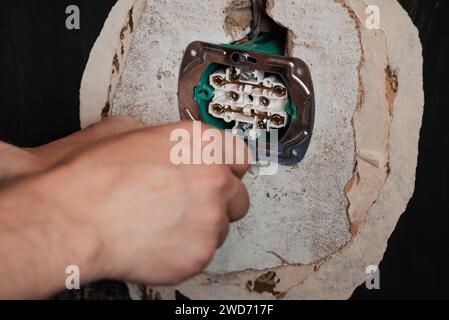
0;120;250;299
0;170;101;299
0;116;145;183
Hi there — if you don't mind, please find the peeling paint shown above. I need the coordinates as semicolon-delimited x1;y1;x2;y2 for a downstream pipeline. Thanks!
335;0;366;237
139;285;163;300
103;4;142;120
246;272;286;299
385;65;399;117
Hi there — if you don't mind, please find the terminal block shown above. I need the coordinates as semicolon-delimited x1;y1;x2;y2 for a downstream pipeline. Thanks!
178;36;315;165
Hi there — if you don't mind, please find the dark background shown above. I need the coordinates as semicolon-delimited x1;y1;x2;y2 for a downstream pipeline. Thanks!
0;0;447;300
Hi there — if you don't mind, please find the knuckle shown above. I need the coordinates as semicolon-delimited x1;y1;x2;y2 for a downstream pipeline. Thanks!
94;116;123;129
88;116;144;135
180;236;218;276
178;120;215;133
107;115;141;127
240;184;251;213
204;205;227;229
167;272;190;286
190;244;215;273
103;115;126;124
204;166;232;190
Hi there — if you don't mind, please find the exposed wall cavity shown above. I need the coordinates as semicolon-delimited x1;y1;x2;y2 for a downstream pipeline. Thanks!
223;0;253;38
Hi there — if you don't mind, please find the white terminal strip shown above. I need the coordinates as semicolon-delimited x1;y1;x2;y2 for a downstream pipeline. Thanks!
208;66;289;140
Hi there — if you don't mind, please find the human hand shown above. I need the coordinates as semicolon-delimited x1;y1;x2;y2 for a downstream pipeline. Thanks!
13;120;251;289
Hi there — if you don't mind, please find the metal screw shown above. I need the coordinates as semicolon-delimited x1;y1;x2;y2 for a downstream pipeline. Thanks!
260;96;270;106
239;53;249;63
230;91;240;101
212;104;224;115
271;114;284;126
274;86;287;97
213;75;225;87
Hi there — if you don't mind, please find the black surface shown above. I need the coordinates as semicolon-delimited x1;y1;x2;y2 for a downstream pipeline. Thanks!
0;0;117;147
0;0;448;299
352;0;449;300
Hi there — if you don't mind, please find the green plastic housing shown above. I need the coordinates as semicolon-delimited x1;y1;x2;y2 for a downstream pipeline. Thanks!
193;34;298;129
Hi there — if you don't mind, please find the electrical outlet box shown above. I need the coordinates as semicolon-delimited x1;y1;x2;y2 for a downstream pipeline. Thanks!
178;39;315;165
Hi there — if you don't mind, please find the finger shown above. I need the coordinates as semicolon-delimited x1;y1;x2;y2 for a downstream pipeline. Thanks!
32;116;146;163
217;218;230;248
197;125;252;179
157;121;252;179
224;173;251;222
222;130;252;180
